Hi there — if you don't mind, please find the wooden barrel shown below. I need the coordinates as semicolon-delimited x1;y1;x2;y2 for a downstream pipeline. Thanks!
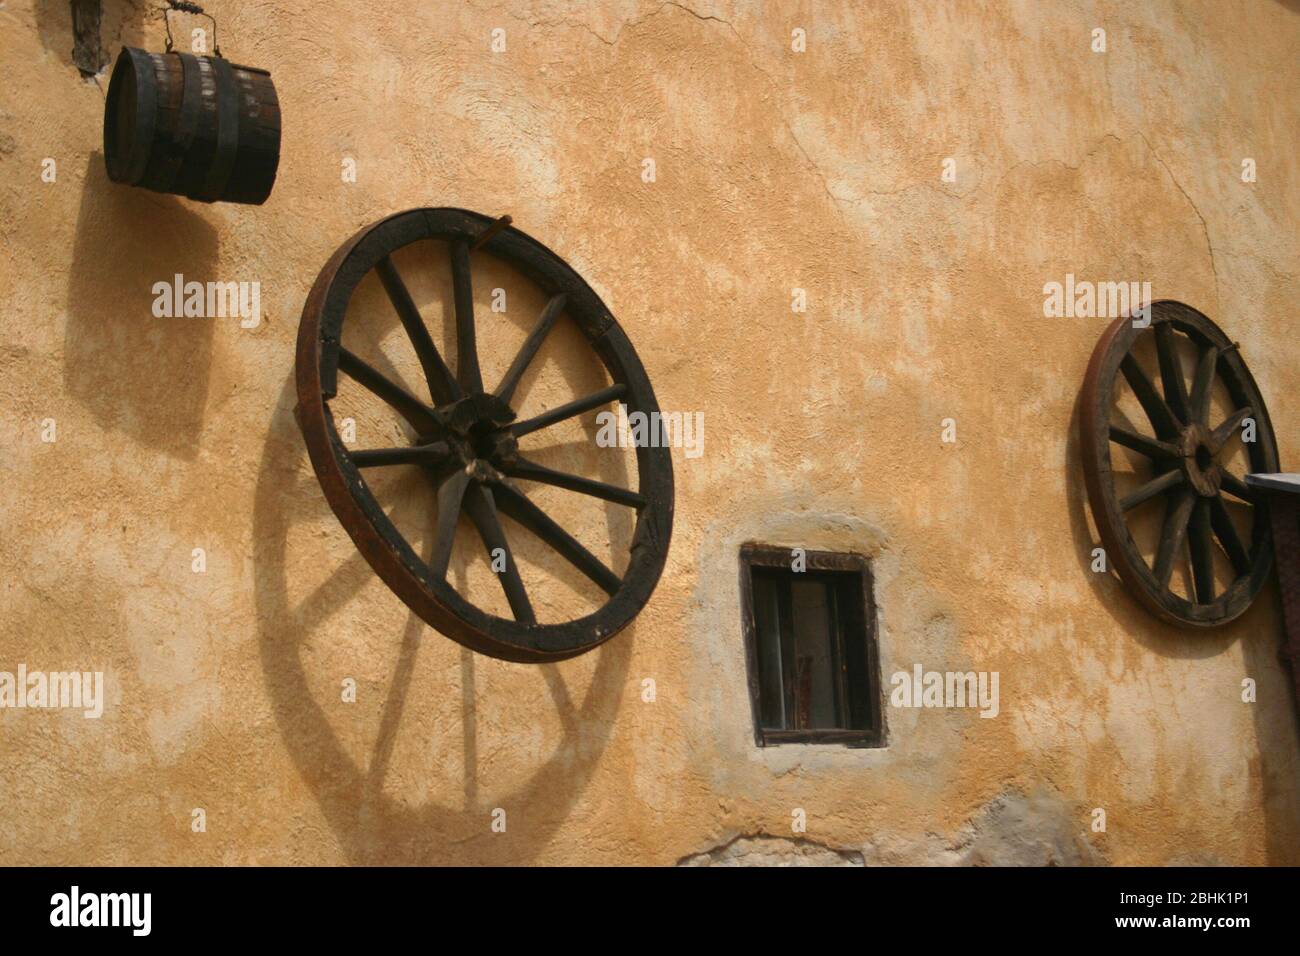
103;46;281;206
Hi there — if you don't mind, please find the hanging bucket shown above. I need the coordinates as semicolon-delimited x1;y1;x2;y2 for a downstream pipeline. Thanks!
103;46;281;205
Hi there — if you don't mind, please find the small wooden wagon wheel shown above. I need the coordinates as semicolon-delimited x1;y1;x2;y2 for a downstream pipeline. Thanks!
1080;301;1279;627
295;208;673;663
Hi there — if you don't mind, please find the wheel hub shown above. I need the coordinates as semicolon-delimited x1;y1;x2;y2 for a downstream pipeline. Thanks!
1178;422;1221;497
426;391;518;474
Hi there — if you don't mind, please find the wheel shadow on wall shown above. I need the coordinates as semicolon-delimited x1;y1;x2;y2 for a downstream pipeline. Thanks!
1065;383;1238;660
1066;383;1300;863
253;375;633;865
65;153;216;460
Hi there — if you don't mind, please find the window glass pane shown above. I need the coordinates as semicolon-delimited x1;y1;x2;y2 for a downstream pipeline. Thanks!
742;549;880;746
791;579;837;728
835;576;871;730
752;573;786;729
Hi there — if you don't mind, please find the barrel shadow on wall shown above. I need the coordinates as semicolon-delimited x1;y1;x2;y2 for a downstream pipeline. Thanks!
254;376;633;864
64;153;216;460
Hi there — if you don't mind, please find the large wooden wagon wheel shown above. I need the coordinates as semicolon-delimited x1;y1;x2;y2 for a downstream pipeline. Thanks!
1080;301;1279;627
295;208;673;663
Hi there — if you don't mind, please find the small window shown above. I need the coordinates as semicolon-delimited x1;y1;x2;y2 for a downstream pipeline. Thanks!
739;544;884;747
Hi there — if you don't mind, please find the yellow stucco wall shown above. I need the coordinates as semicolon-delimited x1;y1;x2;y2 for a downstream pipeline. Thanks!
1;0;1297;865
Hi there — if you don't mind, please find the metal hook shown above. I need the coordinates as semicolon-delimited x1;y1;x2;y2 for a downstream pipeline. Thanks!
472;215;513;251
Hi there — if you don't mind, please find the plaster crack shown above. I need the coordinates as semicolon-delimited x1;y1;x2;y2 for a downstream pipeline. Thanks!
467;0;727;47
624;2;852;221
472;0;852;221
677;832;865;866
1133;131;1221;311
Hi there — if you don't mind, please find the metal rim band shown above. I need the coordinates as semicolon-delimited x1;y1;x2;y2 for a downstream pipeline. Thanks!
196;56;240;201
105;47;158;185
159;52;204;189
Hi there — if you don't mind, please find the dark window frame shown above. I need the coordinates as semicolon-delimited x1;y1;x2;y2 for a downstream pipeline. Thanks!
738;543;885;748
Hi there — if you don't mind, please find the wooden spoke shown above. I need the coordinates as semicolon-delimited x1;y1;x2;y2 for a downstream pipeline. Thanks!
352;441;451;469
429;470;470;580
511;383;627;438
1154;323;1190;425
464;485;536;624
495;293;567;404
1121;353;1180;438
450;240;483;393
1209;406;1253;452
1120;469;1182;512
1188;498;1215;605
375;255;460;405
1220;471;1254;504
1209;495;1251;575
1152;487;1196;588
1188;344;1219;427
506;456;646;509
1109;423;1179;460
491;481;622;596
337;348;439;433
